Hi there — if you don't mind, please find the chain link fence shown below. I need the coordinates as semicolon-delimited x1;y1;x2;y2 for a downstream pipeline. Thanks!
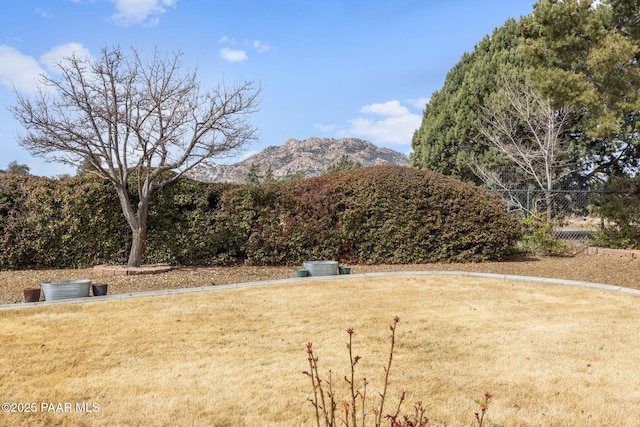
487;189;606;247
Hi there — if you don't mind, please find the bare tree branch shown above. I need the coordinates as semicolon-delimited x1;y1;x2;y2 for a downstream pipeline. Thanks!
10;45;260;266
478;76;578;218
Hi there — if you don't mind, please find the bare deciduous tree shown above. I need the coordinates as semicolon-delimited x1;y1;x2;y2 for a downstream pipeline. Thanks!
478;77;577;219
11;45;260;267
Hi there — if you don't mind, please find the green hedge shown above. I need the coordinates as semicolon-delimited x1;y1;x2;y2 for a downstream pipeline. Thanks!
226;165;520;265
0;175;235;269
145;178;239;265
0;166;520;269
592;176;640;249
0;175;129;269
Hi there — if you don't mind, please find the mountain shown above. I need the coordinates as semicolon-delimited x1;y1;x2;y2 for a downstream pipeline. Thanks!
189;137;410;183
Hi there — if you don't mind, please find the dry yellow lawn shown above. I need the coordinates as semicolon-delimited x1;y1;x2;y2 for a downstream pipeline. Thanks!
1;274;640;426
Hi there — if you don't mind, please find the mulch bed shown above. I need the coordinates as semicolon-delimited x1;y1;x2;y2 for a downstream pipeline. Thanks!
1;249;639;305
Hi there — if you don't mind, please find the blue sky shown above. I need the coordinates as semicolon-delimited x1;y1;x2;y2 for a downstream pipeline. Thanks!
0;0;534;176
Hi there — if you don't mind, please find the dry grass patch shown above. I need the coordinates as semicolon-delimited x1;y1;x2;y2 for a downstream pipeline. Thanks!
1;275;640;426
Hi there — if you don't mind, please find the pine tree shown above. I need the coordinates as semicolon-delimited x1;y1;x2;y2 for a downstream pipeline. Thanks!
520;0;640;178
245;162;262;184
410;19;526;184
323;155;362;175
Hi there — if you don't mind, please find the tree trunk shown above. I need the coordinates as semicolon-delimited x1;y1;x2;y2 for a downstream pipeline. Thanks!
128;225;147;268
545;191;554;222
115;185;150;268
545;172;554;222
127;198;149;268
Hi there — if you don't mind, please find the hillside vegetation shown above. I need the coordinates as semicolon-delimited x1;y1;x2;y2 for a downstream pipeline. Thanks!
0;166;519;269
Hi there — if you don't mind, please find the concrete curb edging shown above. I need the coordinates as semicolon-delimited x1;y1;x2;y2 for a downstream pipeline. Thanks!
3;271;639;311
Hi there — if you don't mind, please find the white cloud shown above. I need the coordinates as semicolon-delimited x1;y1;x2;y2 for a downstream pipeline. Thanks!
315;123;337;132
219;47;248;62
219;37;248;62
0;44;94;93
218;37;270;62
406;97;429;109
219;35;235;44
253;40;270;53
338;100;422;145
360;100;409;117
0;45;46;91
219;36;271;62
110;0;176;26
40;42;92;73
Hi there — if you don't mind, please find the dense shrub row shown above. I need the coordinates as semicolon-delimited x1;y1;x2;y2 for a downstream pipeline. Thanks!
592;176;640;249
0;175;128;269
228;166;520;265
0;175;235;269
0;166;520;269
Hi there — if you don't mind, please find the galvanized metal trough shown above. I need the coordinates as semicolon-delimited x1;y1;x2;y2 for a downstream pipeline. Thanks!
41;279;91;301
303;261;338;277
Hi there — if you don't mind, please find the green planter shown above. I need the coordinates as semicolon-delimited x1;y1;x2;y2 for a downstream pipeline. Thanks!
294;269;308;278
338;266;352;275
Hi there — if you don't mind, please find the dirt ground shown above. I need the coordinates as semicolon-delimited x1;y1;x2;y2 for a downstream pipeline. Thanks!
1;251;639;305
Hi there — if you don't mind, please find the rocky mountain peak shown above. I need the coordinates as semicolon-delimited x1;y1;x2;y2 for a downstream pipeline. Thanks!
189;137;409;183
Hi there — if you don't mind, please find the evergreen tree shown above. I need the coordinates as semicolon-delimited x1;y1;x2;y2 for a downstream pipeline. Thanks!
609;0;640;43
410;19;527;184
76;154;101;177
520;0;640;179
412;1;640;187
245;162;262;184
521;0;640;135
3;161;30;175
323;154;362;175
263;163;276;183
